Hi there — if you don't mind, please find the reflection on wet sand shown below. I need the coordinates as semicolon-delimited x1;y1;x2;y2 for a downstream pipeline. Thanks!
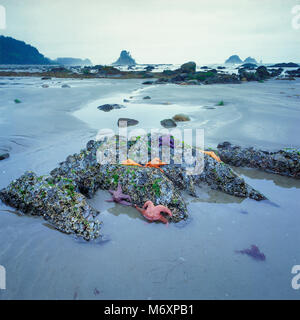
191;184;244;204
233;167;300;189
107;205;145;221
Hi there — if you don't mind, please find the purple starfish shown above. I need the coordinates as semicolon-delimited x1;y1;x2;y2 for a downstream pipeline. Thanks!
159;135;174;149
235;245;266;261
106;182;132;206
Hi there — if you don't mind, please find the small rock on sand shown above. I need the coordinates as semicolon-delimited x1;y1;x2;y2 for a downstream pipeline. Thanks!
160;119;177;128
0;153;9;161
97;104;125;112
117;118;139;127
172;114;190;122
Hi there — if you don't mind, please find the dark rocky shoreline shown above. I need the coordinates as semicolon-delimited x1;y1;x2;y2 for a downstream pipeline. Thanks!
1;61;298;84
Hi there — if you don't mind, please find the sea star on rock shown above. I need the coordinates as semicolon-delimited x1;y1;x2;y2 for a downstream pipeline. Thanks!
106;182;132;206
145;157;167;172
235;245;266;261
135;200;172;224
121;159;143;167
201;150;222;162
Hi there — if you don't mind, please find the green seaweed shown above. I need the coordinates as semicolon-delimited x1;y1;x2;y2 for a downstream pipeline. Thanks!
152;178;162;196
112;174;119;184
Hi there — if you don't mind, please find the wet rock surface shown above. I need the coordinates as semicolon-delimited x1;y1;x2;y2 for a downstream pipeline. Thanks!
0;135;270;239
50;139;187;222
0;172;101;240
125;134;266;201
161;155;266;201
286;68;300;78
97;104;125;112
217;142;300;179
160;119;177;128
117;118;139;127
271;63;299;68
176;61;196;73
0;153;9;161
172;114;190;122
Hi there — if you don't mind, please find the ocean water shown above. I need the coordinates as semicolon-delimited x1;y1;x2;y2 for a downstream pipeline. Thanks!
0;77;300;299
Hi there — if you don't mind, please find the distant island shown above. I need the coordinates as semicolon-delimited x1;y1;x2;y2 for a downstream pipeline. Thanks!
225;55;243;64
0;35;51;65
225;55;258;64
244;56;258;64
54;57;92;66
113;50;136;66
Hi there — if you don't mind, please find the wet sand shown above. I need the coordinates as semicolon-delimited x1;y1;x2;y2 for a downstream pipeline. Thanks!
0;77;300;299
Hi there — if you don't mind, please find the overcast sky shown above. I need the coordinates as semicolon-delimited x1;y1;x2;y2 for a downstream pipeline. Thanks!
1;0;300;64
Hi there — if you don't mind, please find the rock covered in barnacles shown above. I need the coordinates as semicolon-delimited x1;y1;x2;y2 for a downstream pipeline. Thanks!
217;142;300;179
125;133;266;200
50;139;105;198
195;154;266;200
99;165;187;222
0;171;101;240
50;138;187;221
51;159;187;222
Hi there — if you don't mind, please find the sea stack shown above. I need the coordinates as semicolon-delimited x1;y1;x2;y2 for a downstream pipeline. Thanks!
225;55;243;64
243;57;258;64
113;50;136;65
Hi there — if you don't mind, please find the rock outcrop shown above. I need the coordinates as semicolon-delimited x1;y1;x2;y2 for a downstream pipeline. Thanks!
225;55;243;64
0;153;9;161
243;57;258;64
113;50;136;66
176;61;196;73
217;142;300;179
0;135;269;240
97;104;125;112
0;172;101;240
270;63;299;68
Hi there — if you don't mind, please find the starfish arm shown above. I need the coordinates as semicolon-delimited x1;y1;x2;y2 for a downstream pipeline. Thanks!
119;200;133;206
121;194;132;201
122;159;143;167
105;199;114;202
158;215;169;224
135;205;145;215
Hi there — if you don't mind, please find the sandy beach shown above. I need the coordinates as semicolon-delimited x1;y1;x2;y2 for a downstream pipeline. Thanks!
1;77;300;299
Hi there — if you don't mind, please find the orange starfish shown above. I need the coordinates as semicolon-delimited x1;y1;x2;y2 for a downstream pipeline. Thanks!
121;159;143;167
200;150;221;162
135;200;172;224
144;157;167;172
